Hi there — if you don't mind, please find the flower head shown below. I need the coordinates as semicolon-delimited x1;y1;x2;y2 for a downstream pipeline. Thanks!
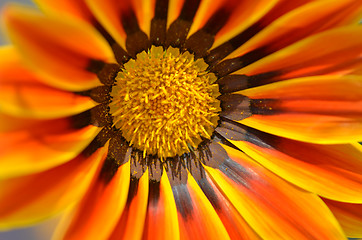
1;0;362;239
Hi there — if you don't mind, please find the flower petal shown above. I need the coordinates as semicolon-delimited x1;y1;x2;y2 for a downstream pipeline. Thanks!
34;0;94;23
0;117;99;178
58;161;130;240
194;168;261;239
237;26;362;81
0;147;106;229
208;0;278;47
169;167;230;240
142;170;180;240
85;0;154;50
324;199;362;237
205;144;346;239
3;4;115;91
0;46;96;118
221;123;362;202
239;75;362;143
228;0;362;60
108;170;149;240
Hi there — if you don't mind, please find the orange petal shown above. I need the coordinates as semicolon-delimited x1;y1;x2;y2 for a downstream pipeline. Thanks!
239;75;362;143
143;170;180;240
324;199;362;237
228;0;362;60
170;170;230;240
0;46;96;118
0;146;107;229
34;0;95;23
197;171;261;239
237;26;362;80
3;4;115;91
108;170;149;240
0;117;99;178
205;144;346;239
210;0;278;48
58;161;130;240
225;126;362;202
85;0;154;49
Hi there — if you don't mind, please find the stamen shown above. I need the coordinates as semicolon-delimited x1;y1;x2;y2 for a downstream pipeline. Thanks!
110;46;221;159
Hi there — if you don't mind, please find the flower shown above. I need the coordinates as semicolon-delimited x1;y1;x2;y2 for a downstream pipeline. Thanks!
0;0;362;239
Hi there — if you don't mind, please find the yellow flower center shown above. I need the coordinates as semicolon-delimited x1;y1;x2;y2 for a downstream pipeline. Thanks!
109;46;220;159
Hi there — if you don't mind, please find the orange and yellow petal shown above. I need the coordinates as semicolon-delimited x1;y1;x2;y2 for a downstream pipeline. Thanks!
204;144;346;239
57;161;130;240
0;117;99;178
3;4;115;91
237;26;362;80
34;0;94;23
324;199;362;238
0;147;107;229
108;169;149;240
142;170;179;240
223;127;362;202
85;0;154;50
0;46;96;118
228;0;362;60
239;75;362;143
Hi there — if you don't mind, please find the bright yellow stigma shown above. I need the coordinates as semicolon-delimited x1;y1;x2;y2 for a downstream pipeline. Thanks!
110;46;220;158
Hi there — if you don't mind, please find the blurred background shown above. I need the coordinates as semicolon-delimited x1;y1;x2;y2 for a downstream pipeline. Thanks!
0;2;60;240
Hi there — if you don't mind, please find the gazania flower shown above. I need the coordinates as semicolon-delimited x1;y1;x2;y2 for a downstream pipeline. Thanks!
1;0;362;239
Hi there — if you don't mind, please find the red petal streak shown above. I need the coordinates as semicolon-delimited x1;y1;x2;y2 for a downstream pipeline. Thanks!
199;174;261;239
0;117;99;178
231;134;362;202
324;199;362;237
143;172;180;240
238;26;362;80
0;147;107;229
229;0;362;60
0;46;96;118
240;75;362;143
60;161;131;240
3;4;115;91
173;174;230;240
205;145;346;239
108;171;149;240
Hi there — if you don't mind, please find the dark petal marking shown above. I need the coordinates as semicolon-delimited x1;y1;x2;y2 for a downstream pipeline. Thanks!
219;94;251;121
215;120;248;141
109;136;131;166
211;57;245;78
96;63;121;86
150;0;169;46
218;157;249;187
165;160;188;185
87;59;106;73
165;0;201;48
89;86;112;103
90;103;113;127
196;177;221;211
127;177;141;205
200;140;229;168
130;154;147;179
70;110;92;129
148;159;163;182
172;184;193;219
184;30;214;59
250;98;280;115
121;8;151;57
99;154;121;183
217;74;249;93
165;19;193;48
186;156;205;181
81;125;116;157
148;180;161;206
185;8;231;59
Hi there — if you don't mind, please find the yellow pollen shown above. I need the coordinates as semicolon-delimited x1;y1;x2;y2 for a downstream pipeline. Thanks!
110;46;221;159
